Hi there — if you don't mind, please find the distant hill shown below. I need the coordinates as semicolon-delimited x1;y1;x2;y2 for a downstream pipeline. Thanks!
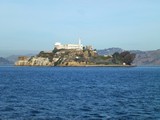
132;49;160;66
0;57;12;65
0;50;39;65
0;53;37;65
97;48;124;56
97;48;160;66
6;54;36;64
5;55;19;64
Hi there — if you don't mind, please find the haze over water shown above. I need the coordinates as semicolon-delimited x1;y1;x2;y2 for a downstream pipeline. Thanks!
0;66;160;119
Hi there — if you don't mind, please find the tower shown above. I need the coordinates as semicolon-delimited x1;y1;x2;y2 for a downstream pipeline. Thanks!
78;38;81;45
78;38;83;50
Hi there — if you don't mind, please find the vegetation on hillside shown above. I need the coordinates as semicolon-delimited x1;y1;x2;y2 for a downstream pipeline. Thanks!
112;51;136;65
36;49;135;66
13;47;160;66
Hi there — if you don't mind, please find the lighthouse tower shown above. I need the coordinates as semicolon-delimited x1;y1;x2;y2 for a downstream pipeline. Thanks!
78;38;81;45
78;38;83;50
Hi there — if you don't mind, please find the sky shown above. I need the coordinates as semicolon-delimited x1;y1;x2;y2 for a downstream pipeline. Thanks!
0;0;160;52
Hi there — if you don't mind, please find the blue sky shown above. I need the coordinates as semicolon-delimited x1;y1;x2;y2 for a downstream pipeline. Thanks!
0;0;160;51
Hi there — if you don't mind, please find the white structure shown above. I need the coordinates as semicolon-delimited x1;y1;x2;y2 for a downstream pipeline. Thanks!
54;38;83;50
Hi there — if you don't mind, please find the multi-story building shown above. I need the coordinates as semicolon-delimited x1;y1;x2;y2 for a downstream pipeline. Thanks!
54;39;83;50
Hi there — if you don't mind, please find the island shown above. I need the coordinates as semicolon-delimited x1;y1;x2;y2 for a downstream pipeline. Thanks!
15;40;136;66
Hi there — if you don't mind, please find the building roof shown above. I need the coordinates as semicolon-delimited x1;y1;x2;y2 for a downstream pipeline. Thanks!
55;42;61;46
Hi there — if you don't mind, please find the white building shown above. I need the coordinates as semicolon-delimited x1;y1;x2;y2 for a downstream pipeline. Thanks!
54;39;83;50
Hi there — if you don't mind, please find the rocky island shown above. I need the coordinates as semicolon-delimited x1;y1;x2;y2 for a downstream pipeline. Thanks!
15;40;136;66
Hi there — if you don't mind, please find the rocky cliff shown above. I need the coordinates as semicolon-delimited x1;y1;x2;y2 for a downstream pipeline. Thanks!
15;48;135;66
15;49;98;66
15;56;52;66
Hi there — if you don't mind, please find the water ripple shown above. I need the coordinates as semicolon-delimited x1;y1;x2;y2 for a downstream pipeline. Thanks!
0;67;160;119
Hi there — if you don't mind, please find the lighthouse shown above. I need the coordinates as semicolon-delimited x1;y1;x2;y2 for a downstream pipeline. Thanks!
79;38;81;45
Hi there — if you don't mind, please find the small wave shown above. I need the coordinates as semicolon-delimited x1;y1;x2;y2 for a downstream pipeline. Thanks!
1;106;15;112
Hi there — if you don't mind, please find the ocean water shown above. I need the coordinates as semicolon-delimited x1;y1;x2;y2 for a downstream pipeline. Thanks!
0;66;160;120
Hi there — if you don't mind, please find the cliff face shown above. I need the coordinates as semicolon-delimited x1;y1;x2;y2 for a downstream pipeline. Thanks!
15;49;98;66
15;56;52;66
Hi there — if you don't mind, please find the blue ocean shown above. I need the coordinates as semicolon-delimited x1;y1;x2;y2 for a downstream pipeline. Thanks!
0;66;160;120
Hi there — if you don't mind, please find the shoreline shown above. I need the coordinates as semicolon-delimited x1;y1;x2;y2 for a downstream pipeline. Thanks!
57;64;137;67
14;64;136;67
84;65;136;67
